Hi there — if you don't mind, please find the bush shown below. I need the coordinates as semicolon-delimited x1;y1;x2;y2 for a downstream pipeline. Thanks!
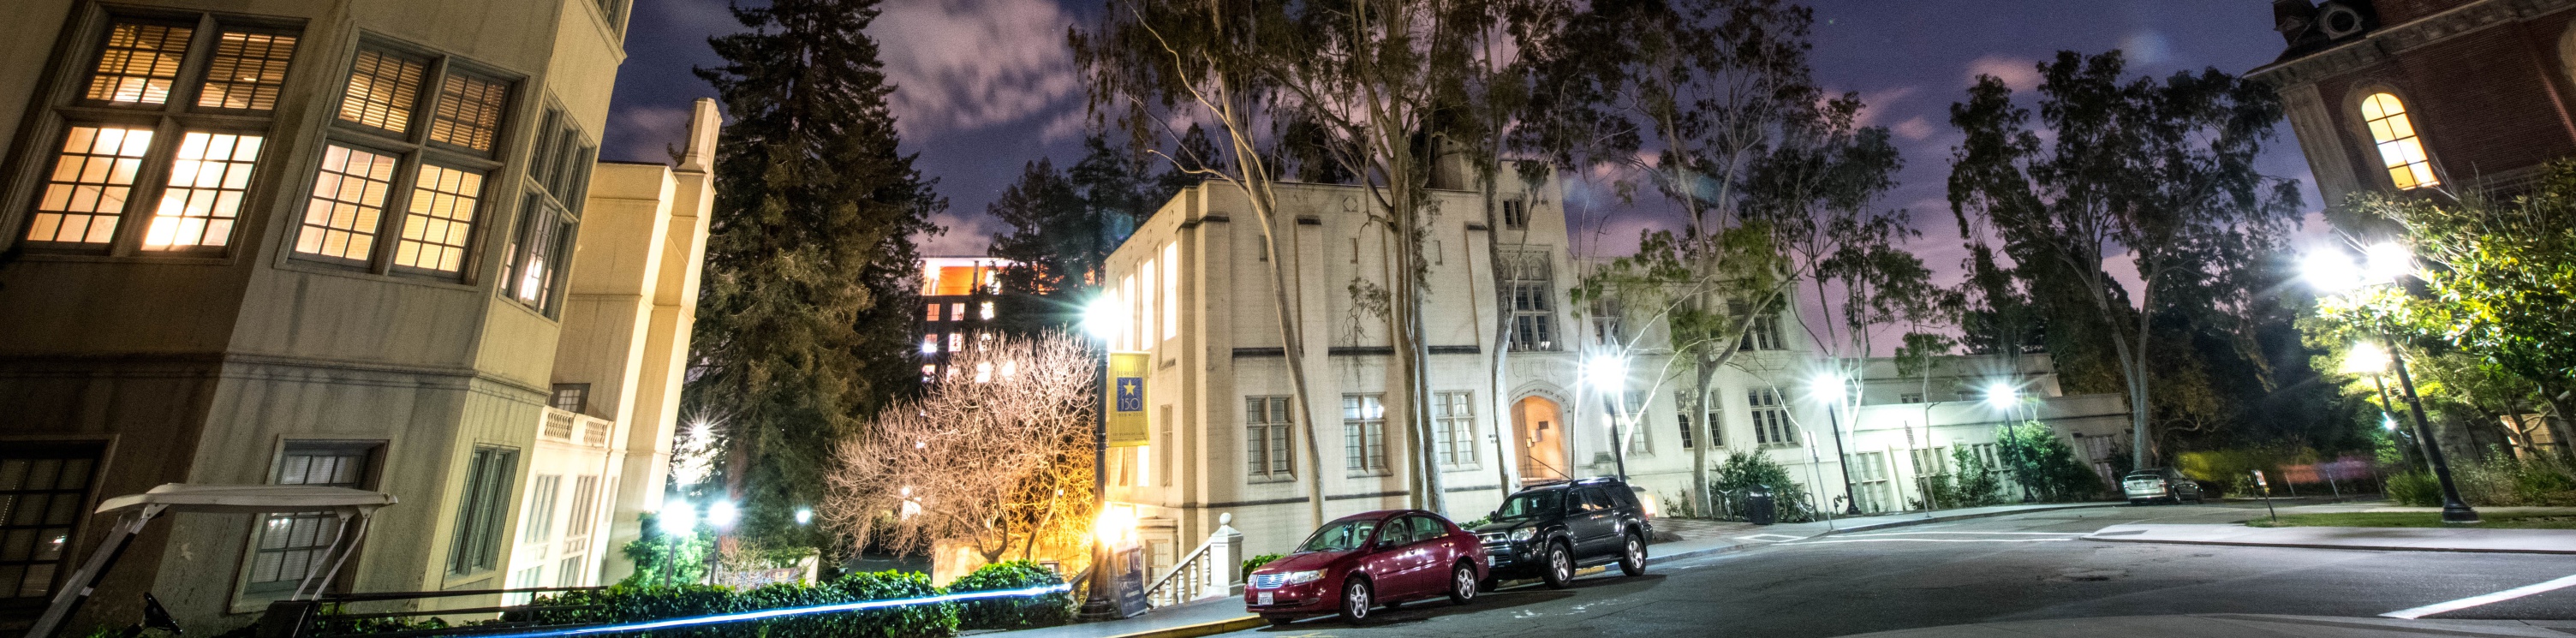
1240;554;1283;581
509;570;957;638
2386;471;2440;507
1709;450;1816;522
1996;422;2105;501
948;560;1072;630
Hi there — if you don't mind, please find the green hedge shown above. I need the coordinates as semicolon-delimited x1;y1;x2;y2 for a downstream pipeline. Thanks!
1240;554;1283;581
510;570;951;638
947;560;1074;630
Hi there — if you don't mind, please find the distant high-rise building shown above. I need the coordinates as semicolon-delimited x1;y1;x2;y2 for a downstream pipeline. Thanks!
918;256;1011;382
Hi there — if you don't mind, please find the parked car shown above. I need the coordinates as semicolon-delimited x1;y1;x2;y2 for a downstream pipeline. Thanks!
2122;468;2205;504
1243;509;1488;625
1471;477;1652;589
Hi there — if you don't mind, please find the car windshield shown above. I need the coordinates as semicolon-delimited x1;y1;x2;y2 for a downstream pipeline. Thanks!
1295;518;1381;553
1492;491;1564;521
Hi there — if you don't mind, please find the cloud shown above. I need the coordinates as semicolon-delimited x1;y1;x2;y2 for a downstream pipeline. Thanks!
1847;86;1919;128
1893;116;1936;141
874;0;1083;141
1965;54;2042;92
2121;30;2174;65
607;104;692;163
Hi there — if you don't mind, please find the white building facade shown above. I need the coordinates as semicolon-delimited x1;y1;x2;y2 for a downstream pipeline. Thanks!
1093;165;2129;564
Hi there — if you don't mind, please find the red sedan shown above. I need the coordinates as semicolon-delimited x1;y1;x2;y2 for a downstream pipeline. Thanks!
1243;510;1488;625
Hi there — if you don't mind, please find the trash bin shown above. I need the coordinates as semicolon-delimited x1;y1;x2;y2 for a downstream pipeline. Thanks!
1746;486;1776;525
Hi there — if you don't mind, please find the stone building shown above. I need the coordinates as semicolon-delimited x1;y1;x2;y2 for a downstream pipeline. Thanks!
1088;160;2131;566
0;0;706;630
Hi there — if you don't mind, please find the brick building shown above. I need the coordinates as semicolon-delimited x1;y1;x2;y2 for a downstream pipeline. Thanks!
2253;0;2576;201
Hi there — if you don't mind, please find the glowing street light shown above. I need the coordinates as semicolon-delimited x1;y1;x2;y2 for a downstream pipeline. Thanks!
1583;354;1633;480
1983;382;2018;409
706;500;741;529
794;508;814;526
2340;341;2391;375
2304;244;2478;524
1583;354;1629;392
1081;295;1125;343
659;502;697;535
1810;373;1861;515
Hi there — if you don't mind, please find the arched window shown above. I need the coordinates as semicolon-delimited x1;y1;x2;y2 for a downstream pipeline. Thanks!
2360;92;2438;189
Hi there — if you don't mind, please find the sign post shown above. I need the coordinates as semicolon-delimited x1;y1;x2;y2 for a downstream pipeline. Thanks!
2253;469;2277;523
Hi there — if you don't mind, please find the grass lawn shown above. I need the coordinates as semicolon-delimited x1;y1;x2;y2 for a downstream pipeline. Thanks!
2245;511;2576;529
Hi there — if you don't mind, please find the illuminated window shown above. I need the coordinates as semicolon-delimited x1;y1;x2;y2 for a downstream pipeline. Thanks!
1433;391;1476;468
950;302;964;321
429;73;509;152
1161;242;1178;340
85;21;194;104
921;335;939;354
979;301;994;320
394;165;484;271
925;304;940;321
198;32;298;110
1246;397;1294;480
1342;395;1387;474
948;332;963;352
146;132;264;248
26;126;152;244
2361;92;2438;190
247;442;374;592
1750;389;1796;447
503;194;574;310
0;444;104;600
296;145;398;262
1141;257;1157;347
338;49;426;134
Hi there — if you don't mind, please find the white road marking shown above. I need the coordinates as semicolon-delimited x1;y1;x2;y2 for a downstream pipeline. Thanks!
2381;573;2576;619
1791;538;2074;545
1837;531;2088;537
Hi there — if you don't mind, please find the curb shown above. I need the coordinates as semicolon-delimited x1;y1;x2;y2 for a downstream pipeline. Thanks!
1643;502;2125;565
2082;535;2576;555
1100;614;1266;638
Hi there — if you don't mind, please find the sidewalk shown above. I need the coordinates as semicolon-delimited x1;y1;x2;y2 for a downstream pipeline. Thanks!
1837;614;2576;637
989;501;2125;638
2084;523;2576;555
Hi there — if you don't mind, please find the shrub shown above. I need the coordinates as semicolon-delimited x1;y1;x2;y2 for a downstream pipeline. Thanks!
1995;422;2104;501
510;570;957;638
1240;554;1283;581
948;560;1072;630
2386;471;2440;507
1710;450;1815;522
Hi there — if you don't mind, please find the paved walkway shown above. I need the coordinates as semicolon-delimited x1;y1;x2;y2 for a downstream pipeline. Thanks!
1838;614;2576;637
2085;522;2576;555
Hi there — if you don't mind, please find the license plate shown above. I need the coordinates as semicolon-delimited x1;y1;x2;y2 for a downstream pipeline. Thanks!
1258;592;1274;605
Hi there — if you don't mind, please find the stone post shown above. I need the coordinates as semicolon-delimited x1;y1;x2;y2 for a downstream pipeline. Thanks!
1208;513;1244;596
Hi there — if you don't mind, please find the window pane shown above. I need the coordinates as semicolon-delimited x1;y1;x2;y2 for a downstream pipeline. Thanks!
338;50;426;134
394;164;485;271
296;145;397;261
86;22;194;104
26;126;153;244
430;74;509;152
198;32;298;110
146;132;265;248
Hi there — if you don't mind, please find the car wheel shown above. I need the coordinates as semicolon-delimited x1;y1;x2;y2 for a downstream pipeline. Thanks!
1448;563;1479;605
1619;534;1647;576
1265;616;1296;628
1541;541;1575;589
1338;577;1373;623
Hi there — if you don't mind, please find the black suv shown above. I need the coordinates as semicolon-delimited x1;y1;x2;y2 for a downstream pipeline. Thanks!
1471;478;1652;588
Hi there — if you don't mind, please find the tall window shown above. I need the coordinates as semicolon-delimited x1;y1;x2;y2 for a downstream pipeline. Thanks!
1676;391;1720;450
1140;256;1157;347
2361;92;2438;190
293;42;521;280
1600;391;1649;455
1162;242;1179;341
1433;391;1478;468
1501;200;1527;230
1848;452;1891;513
447;446;518;575
521;474;562;544
0;444;103;600
1750;389;1796;447
1342;394;1387;474
20;17;299;253
247;442;376;593
1737;302;1782;351
1590;295;1625;346
1247;397;1296;480
558;474;600;586
1502;250;1555;351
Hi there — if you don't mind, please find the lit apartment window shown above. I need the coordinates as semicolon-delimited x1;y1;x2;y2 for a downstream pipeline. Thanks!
1502;200;1528;230
86;22;193;104
447;446;518;575
950;302;965;322
0;444;103;601
924;304;940;322
339;50;426;134
430;73;510;152
146;132;265;248
979;301;995;320
921;335;939;354
2361;92;2438;190
26;126;153;245
392;165;484;271
1162;242;1178;340
21;20;298;253
198;32;297;110
1503;250;1556;351
1750;389;1795;447
500;109;592;314
247;442;375;593
948;332;963;352
1342;395;1387;474
1246;396;1295;480
295;42;524;283
297;145;397;260
1433;391;1477;468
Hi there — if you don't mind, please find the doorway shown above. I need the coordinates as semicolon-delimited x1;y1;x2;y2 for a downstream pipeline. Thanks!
1512;397;1570;485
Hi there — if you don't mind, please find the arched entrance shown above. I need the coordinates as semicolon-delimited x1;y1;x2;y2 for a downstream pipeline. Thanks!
1512;396;1570;485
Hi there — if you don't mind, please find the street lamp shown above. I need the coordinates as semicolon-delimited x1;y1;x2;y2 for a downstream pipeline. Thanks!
2305;245;2478;524
655;503;696;587
1983;383;2018;410
1810;373;1863;516
1077;295;1124;619
1583;354;1632;481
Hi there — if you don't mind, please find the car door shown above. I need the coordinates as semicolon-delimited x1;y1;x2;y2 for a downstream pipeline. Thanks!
1359;516;1414;598
1566;487;1617;557
1392;516;1442;596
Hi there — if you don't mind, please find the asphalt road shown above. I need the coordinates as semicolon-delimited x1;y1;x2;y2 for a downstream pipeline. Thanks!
1237;504;2576;638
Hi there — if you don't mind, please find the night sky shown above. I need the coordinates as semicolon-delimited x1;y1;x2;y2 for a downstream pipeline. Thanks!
600;0;2325;306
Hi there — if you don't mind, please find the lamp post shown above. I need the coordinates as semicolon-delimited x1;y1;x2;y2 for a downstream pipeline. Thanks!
1810;373;1862;516
655;502;696;587
1077;296;1124;617
2305;245;2478;524
1583;354;1632;481
1983;382;2040;504
704;500;738;585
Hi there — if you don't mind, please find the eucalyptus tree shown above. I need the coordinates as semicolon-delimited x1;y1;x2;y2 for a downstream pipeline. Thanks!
1947;51;2301;470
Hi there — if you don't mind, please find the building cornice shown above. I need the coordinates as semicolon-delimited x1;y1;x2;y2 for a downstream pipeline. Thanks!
2250;0;2576;86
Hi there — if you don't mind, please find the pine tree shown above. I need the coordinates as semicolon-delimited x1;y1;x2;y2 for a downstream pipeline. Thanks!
987;131;1213;333
688;0;943;546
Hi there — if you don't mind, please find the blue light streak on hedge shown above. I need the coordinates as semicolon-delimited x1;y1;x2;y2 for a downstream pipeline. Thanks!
472;583;1074;638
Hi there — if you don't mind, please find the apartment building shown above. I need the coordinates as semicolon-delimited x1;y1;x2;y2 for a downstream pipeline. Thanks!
0;0;696;630
1091;158;2133;565
918;256;1008;381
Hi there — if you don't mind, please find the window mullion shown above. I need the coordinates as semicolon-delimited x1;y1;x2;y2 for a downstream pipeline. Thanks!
162;14;221;115
105;116;187;256
369;148;428;274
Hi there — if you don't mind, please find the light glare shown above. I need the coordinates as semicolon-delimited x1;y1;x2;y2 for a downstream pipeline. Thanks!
659;502;697;535
1983;382;2018;408
1583;355;1628;391
2362;242;2412;283
2302;251;2362;292
707;500;741;528
1082;296;1124;341
2341;342;2391;375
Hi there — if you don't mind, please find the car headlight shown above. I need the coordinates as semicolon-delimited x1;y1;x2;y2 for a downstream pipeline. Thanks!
1281;569;1323;586
1508;528;1538;543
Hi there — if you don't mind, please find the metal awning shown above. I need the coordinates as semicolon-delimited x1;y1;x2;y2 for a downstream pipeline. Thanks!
94;484;397;515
